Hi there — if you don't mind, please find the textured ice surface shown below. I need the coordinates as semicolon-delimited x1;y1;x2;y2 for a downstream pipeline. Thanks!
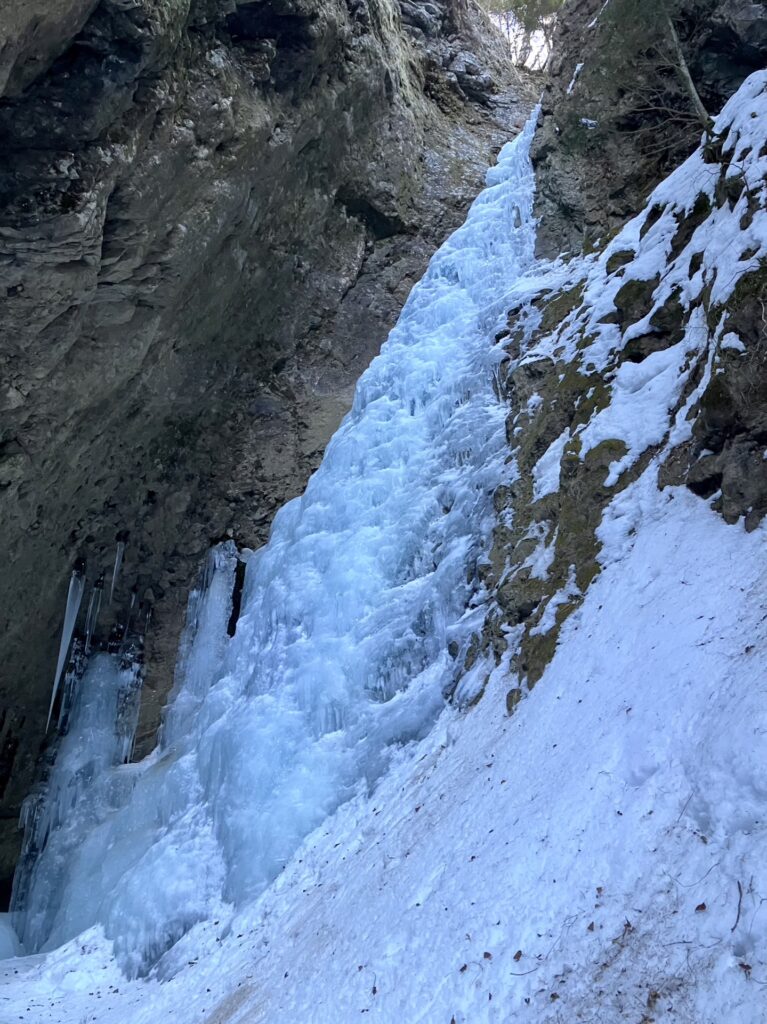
13;114;540;976
13;654;142;953
0;915;21;959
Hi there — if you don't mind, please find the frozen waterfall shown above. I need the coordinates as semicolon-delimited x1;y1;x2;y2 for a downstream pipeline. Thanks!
12;111;539;977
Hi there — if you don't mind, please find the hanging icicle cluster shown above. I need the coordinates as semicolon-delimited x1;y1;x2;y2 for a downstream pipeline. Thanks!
13;540;245;955
45;561;85;731
12;530;156;945
44;531;150;737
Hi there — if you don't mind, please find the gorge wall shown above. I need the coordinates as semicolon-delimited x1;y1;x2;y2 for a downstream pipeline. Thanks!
4;3;767;1017
0;0;532;896
532;0;767;257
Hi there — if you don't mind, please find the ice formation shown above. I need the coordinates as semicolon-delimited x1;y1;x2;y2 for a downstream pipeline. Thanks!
14;655;143;951
109;534;128;605
11;112;540;976
46;562;86;731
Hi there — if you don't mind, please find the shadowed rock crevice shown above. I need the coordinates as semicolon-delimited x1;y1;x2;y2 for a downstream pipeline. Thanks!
335;185;411;240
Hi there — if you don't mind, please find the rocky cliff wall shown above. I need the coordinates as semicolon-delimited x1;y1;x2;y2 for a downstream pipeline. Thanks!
0;0;532;896
532;0;767;258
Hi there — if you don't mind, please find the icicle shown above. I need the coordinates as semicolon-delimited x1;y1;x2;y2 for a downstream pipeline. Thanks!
13;652;144;946
46;560;86;732
56;669;74;734
84;574;104;654
115;657;143;764
122;584;138;643
109;532;128;604
57;637;86;733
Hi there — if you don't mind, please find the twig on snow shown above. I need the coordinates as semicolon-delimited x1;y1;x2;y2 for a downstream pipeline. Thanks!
676;791;693;823
731;879;743;934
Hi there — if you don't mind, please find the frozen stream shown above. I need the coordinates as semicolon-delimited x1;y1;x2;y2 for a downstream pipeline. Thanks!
12;113;538;977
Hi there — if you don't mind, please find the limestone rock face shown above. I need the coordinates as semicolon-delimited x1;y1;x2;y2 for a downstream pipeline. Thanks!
532;0;767;258
0;0;531;893
0;0;99;96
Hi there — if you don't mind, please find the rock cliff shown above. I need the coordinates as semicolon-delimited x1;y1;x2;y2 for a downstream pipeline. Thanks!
532;0;767;257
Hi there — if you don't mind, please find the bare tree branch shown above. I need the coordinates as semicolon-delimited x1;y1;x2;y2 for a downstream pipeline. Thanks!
660;0;714;133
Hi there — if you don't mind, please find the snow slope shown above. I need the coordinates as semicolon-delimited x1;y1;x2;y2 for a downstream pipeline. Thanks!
4;472;766;1024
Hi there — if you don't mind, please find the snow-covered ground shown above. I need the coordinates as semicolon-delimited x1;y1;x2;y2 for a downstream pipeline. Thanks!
4;472;766;1023
4;70;767;1024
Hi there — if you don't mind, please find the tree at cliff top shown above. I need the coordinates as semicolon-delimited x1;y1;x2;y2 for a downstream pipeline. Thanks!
542;0;718;250
479;0;565;69
600;0;714;150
